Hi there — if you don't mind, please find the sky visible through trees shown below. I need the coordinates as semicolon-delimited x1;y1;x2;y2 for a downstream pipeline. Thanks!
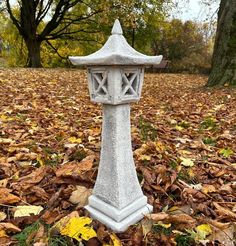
173;0;220;21
8;0;220;21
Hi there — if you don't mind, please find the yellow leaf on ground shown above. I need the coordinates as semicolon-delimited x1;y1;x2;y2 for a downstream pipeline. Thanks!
57;216;96;241
196;224;212;239
155;141;165;153
37;156;44;166
0;115;14;122
110;234;122;246
68;137;82;144
0;230;7;238
157;222;172;228
175;125;183;131
14;205;44;218
180;157;194;167
138;155;151;161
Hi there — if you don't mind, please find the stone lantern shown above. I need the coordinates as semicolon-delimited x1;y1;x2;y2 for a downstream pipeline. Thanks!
69;19;162;232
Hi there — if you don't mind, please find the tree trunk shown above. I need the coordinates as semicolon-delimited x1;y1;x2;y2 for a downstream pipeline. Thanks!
207;0;236;86
25;39;42;68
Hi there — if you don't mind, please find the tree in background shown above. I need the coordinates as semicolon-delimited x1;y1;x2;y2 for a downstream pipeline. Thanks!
151;19;213;73
207;0;236;86
3;0;171;68
4;0;102;67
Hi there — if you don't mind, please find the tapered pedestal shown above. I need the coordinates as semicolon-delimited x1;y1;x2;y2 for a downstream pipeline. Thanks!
86;104;152;232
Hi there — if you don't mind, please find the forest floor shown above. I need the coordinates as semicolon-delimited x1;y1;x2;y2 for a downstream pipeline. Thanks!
0;69;235;246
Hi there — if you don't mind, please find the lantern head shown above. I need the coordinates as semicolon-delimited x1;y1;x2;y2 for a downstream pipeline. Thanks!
69;19;162;105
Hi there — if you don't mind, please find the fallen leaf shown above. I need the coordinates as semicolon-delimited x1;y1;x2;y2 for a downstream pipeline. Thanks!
0;138;14;144
0;179;8;188
32;223;47;245
196;224;212;240
56;155;94;178
147;212;169;221
78;155;95;171
219;148;234;158
155;141;165;153
131;227;143;246
69;185;92;206
180;157;194;167
190;183;203;190
138;155;151;161
175;125;184;131
219;183;233;194
134;144;148;157
205;219;231;230
0;230;7;238
213;202;236;219
68;137;82;144
0;223;21;233
0;188;20;204
0;213;6;222
201;184;216;194
41;209;61;225
168;205;192;215
33;243;47;246
141;218;153;238
110;233;122;246
166;214;196;229
209;224;235;246
64;143;77;148
15;166;52;185
14;205;44;218
56;216;96;242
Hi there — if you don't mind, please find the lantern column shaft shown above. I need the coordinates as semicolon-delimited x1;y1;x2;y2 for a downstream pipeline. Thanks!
85;104;152;232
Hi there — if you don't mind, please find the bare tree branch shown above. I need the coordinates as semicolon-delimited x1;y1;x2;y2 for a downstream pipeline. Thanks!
5;0;22;33
48;10;102;38
45;39;68;59
40;0;83;39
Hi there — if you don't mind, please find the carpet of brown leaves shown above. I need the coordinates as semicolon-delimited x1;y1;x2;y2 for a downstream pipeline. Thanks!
0;69;235;245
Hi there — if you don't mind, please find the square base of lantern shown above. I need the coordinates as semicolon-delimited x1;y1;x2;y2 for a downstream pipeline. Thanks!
85;195;153;232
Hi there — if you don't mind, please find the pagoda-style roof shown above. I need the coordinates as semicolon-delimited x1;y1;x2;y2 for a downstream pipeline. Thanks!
69;19;162;66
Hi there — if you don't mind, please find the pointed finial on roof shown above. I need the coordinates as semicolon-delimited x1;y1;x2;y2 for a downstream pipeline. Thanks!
111;19;123;35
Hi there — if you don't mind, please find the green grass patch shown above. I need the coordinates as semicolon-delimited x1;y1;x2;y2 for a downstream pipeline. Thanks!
200;117;218;131
14;221;40;246
152;224;173;236
138;117;158;141
203;137;216;146
178;121;190;129
69;149;87;162
175;234;195;246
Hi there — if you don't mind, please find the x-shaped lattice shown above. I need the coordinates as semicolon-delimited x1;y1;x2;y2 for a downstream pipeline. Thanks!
121;72;138;96
93;72;108;95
